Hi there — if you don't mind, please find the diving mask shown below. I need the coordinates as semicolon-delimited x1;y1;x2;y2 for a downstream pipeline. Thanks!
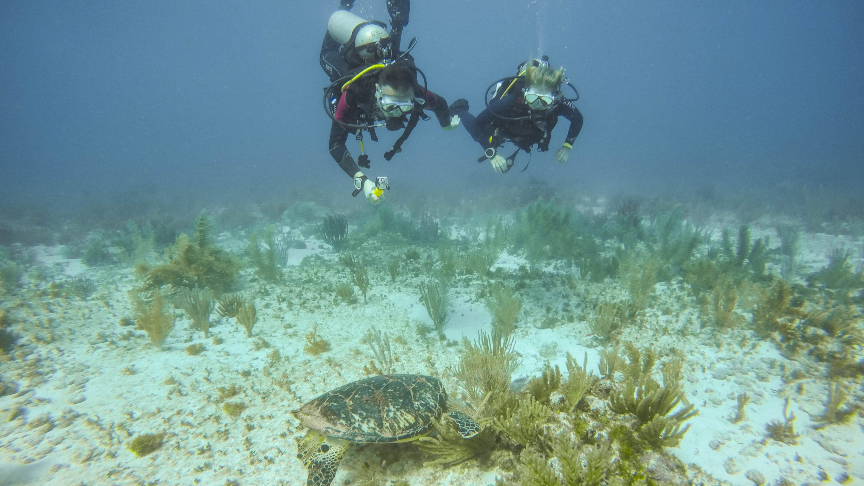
358;38;391;63
524;86;557;110
376;88;415;117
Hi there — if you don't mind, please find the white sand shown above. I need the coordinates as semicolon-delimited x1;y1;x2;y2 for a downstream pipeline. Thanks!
0;224;861;485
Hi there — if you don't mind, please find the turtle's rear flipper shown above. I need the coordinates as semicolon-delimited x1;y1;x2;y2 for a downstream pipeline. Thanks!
447;410;481;439
304;436;349;486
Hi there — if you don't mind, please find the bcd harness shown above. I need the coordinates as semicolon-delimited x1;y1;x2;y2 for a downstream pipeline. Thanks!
477;64;580;171
323;38;428;165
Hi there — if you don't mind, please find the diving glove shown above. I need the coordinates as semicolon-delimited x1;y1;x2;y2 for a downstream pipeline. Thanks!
554;144;572;164
443;99;468;131
443;114;461;131
449;98;469;115
485;148;509;173
354;173;382;205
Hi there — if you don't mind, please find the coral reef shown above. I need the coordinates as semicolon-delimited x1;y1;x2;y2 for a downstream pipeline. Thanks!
729;392;750;424
304;325;331;356
362;327;393;375
140;214;241;292
185;343;205;356
387;259;399;282
456;331;519;412
317;213;348;250
175;288;214;338
607;346;697;450
752;280;804;338
559;352;597;412
352;265;370;304
67;277;96;301
806;248;864;302
130;289;175;351
646;206;704;281
419;282;450;336
81;234;114;267
236;300;257;337
115;220;156;266
494;395;554;451
815;382;854;425
513;199;580;268
0;262;22;293
775;224;801;277
485;285;523;336
418;401;496;468
618;250;660;311
248;225;282;282
703;279;742;330
765;398;799;445
216;293;245;318
589;301;630;342
335;283;356;304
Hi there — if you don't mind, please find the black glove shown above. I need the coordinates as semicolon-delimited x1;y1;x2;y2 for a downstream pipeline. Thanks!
387;0;410;29
449;99;469;116
357;154;370;168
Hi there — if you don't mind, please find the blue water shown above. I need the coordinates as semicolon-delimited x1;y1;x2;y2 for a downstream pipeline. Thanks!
2;0;862;212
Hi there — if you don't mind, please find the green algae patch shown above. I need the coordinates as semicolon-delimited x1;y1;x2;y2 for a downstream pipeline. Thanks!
128;432;166;457
222;401;248;417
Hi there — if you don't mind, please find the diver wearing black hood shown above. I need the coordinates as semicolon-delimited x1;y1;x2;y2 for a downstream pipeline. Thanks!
320;0;410;81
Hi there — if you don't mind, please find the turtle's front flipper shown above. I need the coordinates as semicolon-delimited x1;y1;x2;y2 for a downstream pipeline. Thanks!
447;410;481;439
305;436;349;486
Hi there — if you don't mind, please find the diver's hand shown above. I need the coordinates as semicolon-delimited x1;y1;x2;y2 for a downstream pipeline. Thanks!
489;154;509;173
554;144;572;164
362;178;382;204
442;114;461;131
354;173;382;204
484;148;508;173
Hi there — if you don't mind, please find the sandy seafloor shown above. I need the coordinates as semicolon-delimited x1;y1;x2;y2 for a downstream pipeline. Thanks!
0;211;862;486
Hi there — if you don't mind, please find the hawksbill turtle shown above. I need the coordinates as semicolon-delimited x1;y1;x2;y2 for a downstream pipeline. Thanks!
292;374;481;486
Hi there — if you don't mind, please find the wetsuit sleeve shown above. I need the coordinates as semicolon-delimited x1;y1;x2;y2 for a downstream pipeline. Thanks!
329;90;361;178
387;0;410;51
329;121;361;178
421;89;451;127
558;100;584;146
469;94;518;150
387;0;409;27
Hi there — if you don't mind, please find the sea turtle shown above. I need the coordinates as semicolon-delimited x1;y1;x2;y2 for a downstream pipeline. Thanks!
292;374;481;486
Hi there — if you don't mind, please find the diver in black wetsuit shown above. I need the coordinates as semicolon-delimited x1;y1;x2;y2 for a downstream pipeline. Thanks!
320;0;410;81
459;58;584;173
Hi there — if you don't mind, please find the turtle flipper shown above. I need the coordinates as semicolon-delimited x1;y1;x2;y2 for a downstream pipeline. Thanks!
305;436;348;486
446;410;481;439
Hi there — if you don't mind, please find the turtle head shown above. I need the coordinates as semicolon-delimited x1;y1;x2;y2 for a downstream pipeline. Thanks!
446;410;482;439
296;431;349;486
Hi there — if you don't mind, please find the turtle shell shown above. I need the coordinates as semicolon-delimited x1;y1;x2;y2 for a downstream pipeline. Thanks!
293;374;447;443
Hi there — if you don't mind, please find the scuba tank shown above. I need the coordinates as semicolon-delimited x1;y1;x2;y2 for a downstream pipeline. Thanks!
328;11;391;64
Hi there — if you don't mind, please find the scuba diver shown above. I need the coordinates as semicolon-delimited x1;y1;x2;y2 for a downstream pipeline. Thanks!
320;0;410;82
460;56;583;173
321;0;466;204
327;63;463;204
